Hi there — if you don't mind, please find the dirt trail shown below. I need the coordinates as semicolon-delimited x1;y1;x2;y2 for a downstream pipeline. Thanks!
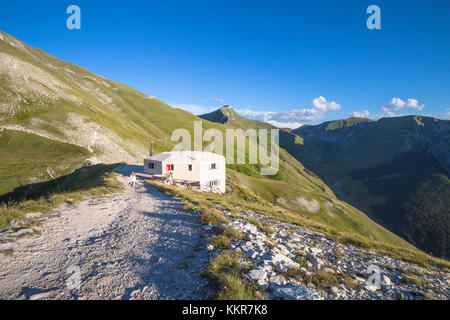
0;165;210;300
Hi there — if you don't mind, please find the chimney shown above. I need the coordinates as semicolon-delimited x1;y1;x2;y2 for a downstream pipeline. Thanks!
150;140;153;157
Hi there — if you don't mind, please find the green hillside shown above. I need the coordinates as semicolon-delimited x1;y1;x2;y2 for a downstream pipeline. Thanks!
0;129;90;196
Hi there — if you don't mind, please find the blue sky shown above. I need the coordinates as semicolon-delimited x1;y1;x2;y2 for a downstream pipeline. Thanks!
1;0;449;127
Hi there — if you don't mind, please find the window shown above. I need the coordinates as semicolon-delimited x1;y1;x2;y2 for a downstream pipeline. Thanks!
188;164;193;171
148;162;155;169
210;163;217;170
209;179;220;186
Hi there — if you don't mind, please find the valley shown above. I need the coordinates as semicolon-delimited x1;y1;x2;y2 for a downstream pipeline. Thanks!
287;116;450;259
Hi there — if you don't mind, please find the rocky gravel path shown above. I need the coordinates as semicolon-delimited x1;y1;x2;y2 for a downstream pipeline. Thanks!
216;210;450;300
0;165;210;300
1;165;448;300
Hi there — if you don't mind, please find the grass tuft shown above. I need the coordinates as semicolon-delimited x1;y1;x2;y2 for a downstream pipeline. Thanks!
209;235;231;249
296;256;309;269
401;276;429;288
214;225;244;241
204;251;265;300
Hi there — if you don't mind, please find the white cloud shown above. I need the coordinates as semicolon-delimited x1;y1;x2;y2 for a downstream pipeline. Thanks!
364;97;426;119
389;97;405;110
384;111;398;117
383;97;425;112
174;96;341;128
171;103;217;115
236;109;274;121
236;96;341;127
437;108;450;120
312;96;342;111
404;98;424;110
349;110;370;118
265;120;303;129
237;107;325;124
213;98;226;104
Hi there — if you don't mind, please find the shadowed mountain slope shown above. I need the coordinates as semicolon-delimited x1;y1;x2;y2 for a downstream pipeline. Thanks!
288;115;450;259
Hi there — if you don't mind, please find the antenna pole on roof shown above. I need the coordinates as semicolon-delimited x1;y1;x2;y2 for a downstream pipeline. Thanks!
150;140;153;157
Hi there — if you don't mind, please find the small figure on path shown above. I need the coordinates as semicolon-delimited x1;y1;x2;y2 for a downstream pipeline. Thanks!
129;172;137;190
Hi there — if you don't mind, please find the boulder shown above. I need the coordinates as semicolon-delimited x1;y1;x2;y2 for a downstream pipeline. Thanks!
241;245;259;259
273;284;318;300
330;287;340;296
270;253;299;272
276;244;291;256
231;221;258;235
0;242;15;251
271;253;295;265
252;239;265;248
306;252;324;270
29;291;54;300
309;247;323;255
12;229;33;237
9;220;21;228
26;212;43;219
381;274;392;286
269;274;287;286
274;261;300;273
364;282;380;292
261;263;273;272
247;268;268;283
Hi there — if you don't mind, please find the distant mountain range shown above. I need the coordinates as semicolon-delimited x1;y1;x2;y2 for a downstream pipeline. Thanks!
287;116;449;259
0;30;447;261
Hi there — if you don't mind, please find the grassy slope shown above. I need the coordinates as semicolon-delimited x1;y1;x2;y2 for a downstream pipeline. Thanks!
0;129;90;196
0;31;446;266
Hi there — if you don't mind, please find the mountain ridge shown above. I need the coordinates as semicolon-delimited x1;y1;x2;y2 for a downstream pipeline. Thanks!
289;115;450;258
200;105;275;130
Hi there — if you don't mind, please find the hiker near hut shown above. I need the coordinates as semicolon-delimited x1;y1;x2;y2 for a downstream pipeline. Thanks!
129;172;137;190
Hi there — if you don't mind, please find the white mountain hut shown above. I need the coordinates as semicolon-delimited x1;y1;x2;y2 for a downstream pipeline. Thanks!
143;151;226;193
